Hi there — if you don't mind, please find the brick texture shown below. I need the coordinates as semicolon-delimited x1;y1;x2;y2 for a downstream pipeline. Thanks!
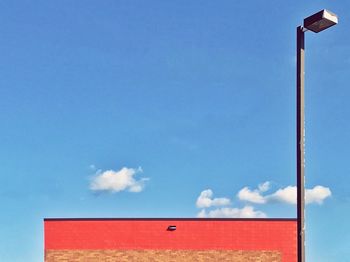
45;249;281;262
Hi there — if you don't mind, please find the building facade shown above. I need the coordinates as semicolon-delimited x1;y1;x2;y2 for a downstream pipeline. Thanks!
44;218;297;262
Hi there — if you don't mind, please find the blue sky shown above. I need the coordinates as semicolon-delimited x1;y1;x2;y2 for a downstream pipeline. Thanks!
1;0;349;261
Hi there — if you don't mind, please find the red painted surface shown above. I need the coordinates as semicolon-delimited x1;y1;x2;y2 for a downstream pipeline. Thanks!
45;219;297;262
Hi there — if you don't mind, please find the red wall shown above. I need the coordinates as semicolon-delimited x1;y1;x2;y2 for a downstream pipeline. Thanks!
45;218;297;262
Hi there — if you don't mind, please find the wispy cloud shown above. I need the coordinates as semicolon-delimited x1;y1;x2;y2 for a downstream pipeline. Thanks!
195;188;266;218
267;186;296;204
196;189;231;208
258;181;271;192
197;206;267;218
237;182;270;204
89;164;96;171
237;183;332;205
305;186;332;204
195;182;331;218
90;167;148;193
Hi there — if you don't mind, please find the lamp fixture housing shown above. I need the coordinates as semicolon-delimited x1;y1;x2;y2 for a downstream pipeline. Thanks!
303;9;338;33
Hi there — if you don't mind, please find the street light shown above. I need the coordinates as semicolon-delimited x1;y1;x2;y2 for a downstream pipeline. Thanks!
296;9;338;262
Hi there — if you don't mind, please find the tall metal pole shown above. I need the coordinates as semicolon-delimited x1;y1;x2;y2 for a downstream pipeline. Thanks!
296;25;305;262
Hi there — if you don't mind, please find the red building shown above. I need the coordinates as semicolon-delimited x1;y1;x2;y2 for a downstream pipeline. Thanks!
44;218;297;261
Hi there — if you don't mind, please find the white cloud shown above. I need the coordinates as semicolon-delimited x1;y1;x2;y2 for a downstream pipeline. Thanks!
196;189;231;208
238;183;332;205
195;182;331;218
267;185;332;205
258;181;271;192
90;167;148;193
197;206;267;218
237;187;267;204
197;209;207;218
306;186;332;204
267;186;297;204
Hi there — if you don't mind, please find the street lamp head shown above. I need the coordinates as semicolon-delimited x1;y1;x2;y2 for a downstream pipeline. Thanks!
304;9;338;33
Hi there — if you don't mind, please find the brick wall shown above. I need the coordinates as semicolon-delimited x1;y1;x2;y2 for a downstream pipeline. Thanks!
46;249;281;262
44;218;296;262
